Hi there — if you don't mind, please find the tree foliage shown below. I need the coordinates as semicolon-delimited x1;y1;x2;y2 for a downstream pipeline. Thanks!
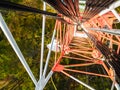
0;0;56;89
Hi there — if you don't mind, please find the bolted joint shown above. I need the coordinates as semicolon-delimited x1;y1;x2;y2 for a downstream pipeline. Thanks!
52;64;64;72
92;49;102;59
93;60;103;64
63;46;70;54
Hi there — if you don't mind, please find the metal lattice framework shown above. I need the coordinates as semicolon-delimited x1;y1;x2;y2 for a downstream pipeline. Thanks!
1;0;120;90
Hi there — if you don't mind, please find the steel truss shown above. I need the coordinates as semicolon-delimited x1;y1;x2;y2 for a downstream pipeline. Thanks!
0;0;120;90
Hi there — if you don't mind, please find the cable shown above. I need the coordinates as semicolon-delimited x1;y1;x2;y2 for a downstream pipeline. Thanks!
83;30;120;78
44;0;80;22
82;0;115;22
0;1;76;24
0;1;57;17
51;76;57;90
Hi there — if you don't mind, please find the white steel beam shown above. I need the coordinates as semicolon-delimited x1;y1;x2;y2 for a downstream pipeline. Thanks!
43;28;56;77
87;28;120;36
115;83;120;90
111;9;120;22
99;1;120;16
0;13;37;86
40;2;46;80
61;71;95;90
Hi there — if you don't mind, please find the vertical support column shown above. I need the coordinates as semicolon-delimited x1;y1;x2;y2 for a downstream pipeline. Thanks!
36;2;47;90
0;13;37;86
40;2;46;79
43;28;56;77
36;28;56;90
